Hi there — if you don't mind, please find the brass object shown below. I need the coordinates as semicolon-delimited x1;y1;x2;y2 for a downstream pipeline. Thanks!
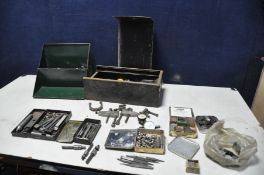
135;129;165;154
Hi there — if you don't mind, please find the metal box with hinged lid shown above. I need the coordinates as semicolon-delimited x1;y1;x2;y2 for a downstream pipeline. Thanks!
83;65;163;107
11;109;71;141
33;43;91;99
83;16;163;107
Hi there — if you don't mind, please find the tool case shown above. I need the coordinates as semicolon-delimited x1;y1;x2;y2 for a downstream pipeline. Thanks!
83;65;163;107
73;118;101;145
33;43;91;100
12;109;71;141
83;16;163;107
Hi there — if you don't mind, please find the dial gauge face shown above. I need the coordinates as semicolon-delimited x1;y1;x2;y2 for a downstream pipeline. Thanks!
144;121;155;129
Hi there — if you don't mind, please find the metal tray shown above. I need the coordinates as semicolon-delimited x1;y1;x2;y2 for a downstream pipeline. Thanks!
105;129;137;150
168;137;200;159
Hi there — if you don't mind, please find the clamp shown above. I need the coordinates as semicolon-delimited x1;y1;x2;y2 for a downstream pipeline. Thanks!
89;101;103;112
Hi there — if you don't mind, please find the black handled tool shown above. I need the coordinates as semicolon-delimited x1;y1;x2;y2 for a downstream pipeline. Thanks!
86;145;100;164
142;108;158;117
82;143;94;160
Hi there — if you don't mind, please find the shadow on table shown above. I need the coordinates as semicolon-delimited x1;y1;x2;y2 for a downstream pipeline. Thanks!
207;155;260;172
229;155;260;172
159;88;166;107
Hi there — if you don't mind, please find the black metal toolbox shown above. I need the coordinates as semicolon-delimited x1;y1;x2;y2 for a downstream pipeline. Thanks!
73;118;101;145
11;109;71;141
83;65;163;107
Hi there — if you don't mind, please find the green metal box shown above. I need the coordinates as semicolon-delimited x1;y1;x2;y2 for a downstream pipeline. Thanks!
33;43;91;99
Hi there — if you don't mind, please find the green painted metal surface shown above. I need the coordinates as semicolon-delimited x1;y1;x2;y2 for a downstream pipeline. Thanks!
40;44;89;68
34;87;84;99
33;43;90;99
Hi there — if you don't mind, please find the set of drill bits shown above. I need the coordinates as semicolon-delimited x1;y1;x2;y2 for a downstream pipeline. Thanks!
12;109;71;140
117;155;164;169
74;118;101;145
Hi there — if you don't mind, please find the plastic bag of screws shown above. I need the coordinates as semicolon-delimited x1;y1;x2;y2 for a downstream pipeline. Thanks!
204;121;257;167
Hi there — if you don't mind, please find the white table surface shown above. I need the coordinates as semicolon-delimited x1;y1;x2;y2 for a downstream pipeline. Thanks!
0;75;263;175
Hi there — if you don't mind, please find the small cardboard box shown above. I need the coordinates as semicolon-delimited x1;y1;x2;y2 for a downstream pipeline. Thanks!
33;43;91;99
169;107;197;138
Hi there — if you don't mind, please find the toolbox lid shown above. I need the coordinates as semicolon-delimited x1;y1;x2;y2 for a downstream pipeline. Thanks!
115;16;153;69
33;43;91;100
39;43;90;68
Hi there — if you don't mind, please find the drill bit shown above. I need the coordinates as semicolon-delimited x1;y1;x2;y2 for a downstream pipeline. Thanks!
127;155;164;163
118;157;153;166
86;145;100;164
62;145;86;150
82;143;94;160
16;114;33;132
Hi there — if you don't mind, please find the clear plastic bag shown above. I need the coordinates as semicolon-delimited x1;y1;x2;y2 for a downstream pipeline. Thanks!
204;120;257;167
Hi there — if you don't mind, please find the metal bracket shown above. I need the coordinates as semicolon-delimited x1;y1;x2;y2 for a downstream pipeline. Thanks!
89;101;103;112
